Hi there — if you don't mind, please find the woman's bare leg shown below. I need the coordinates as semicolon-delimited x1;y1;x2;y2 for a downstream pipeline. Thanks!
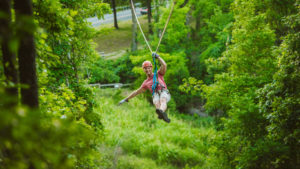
160;97;167;112
153;100;161;109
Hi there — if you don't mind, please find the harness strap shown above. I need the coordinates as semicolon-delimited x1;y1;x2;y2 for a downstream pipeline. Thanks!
152;56;158;95
151;55;165;96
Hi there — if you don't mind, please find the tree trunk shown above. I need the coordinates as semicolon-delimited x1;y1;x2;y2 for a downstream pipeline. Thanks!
180;0;189;8
193;13;201;39
112;0;119;29
195;13;201;32
14;0;39;108
147;0;153;34
154;0;159;22
130;0;137;52
71;47;79;89
0;0;19;97
154;0;160;38
186;9;192;40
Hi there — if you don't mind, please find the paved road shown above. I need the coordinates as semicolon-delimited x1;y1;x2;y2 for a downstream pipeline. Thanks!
87;8;142;27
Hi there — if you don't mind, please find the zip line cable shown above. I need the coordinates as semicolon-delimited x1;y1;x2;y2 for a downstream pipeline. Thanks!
130;0;175;55
130;0;153;53
155;1;175;54
130;0;175;95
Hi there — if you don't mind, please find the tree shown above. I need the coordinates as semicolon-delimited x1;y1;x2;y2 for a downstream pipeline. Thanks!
130;0;138;51
14;0;39;108
199;0;298;168
180;0;189;8
0;0;110;168
112;0;119;29
258;4;300;167
147;0;153;34
153;0;160;35
0;0;18;98
187;0;233;82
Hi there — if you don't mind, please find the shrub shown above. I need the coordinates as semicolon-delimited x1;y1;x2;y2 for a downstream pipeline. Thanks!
0;88;102;169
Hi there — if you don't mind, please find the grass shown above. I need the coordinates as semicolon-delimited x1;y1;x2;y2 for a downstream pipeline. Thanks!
94;88;217;169
93;16;150;54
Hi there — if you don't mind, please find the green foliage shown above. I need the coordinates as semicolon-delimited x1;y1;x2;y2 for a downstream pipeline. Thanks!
40;83;85;118
2;1;109;167
203;0;277;115
0;88;101;169
187;0;234;82
87;56;120;84
115;54;136;83
197;0;300;168
87;53;135;84
34;0;110;91
117;155;163;169
256;6;300;168
179;77;204;97
153;4;190;52
31;0;110;167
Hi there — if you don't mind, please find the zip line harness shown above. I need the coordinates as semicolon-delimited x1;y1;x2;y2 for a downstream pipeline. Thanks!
130;0;175;95
151;54;159;96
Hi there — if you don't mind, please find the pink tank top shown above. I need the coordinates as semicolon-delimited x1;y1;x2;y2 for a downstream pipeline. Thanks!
141;70;167;93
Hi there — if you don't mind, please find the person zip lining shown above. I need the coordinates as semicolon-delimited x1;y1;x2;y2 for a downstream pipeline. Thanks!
119;53;171;123
118;0;175;123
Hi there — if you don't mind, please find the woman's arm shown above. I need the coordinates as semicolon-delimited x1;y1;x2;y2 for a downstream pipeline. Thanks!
157;55;167;75
119;87;146;105
126;87;146;100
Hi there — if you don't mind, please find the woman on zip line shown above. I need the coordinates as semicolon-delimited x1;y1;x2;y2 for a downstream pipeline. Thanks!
118;0;175;123
118;53;171;123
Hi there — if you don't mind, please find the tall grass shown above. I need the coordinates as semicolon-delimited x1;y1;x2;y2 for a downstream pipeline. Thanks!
94;88;217;169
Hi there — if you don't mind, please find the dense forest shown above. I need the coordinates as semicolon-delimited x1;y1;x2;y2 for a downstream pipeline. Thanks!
0;0;299;168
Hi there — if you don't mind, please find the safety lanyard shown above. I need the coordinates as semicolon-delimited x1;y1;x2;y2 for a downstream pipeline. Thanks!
152;56;159;95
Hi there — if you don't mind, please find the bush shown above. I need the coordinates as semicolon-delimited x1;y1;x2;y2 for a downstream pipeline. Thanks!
87;56;120;84
256;10;300;168
114;53;136;84
0;88;102;169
